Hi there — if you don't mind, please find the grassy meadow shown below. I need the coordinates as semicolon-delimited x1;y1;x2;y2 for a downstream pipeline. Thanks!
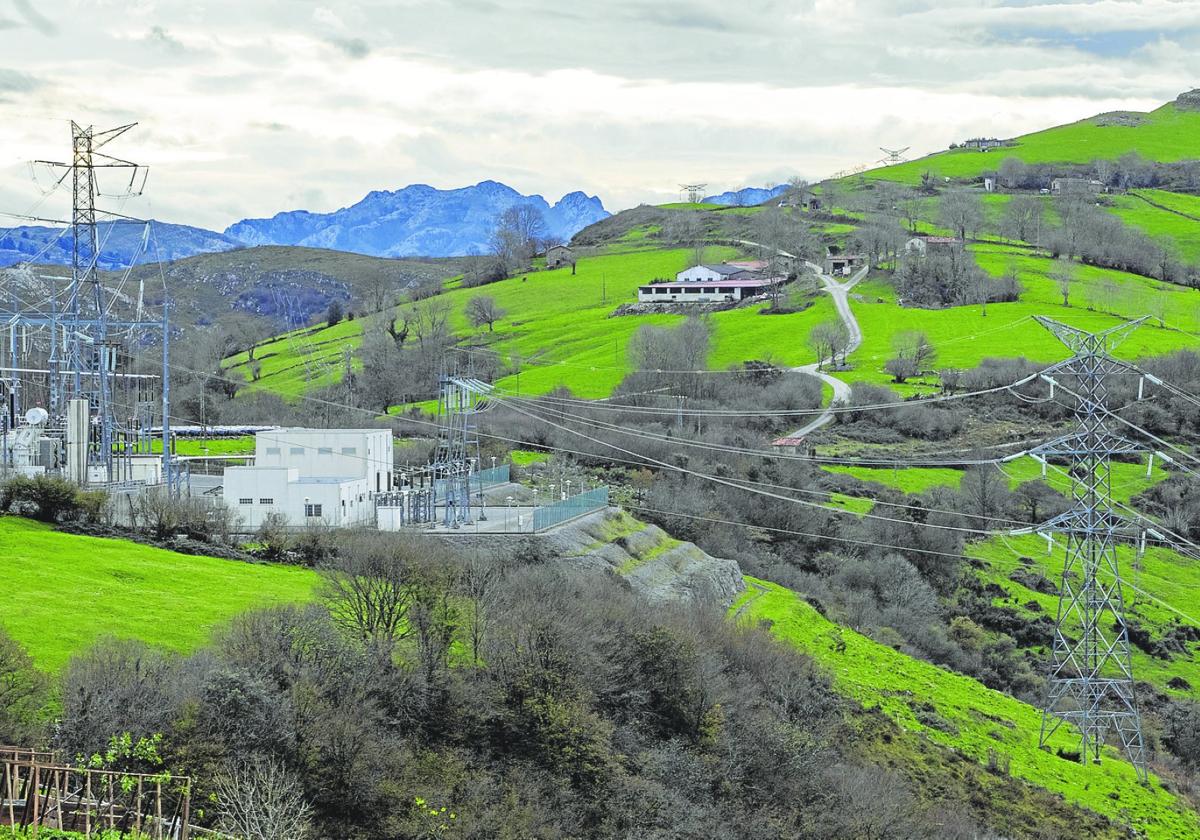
732;578;1200;837
0;517;318;670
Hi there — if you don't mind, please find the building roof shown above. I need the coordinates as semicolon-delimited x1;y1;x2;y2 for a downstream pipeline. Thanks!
771;436;807;447
922;236;962;245
827;253;866;260
727;259;769;271
547;244;573;251
641;277;784;290
694;264;747;276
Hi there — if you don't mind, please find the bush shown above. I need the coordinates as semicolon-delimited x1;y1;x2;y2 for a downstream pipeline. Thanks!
2;474;84;522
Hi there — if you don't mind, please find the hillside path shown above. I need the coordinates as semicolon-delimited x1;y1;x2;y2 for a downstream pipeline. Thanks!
785;264;868;439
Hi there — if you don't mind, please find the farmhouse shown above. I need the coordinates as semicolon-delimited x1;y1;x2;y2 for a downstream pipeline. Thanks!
546;244;575;269
1051;177;1105;195
905;236;963;256
961;137;1005;150
637;262;784;304
222;428;393;529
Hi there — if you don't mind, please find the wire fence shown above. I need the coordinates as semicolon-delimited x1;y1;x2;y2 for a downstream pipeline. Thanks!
431;463;510;498
533;486;609;531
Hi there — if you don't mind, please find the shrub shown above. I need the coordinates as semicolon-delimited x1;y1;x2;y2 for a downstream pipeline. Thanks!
2;474;83;522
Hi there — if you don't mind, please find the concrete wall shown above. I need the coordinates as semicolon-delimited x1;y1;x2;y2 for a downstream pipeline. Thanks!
675;265;725;283
637;286;742;303
253;429;392;493
223;466;371;529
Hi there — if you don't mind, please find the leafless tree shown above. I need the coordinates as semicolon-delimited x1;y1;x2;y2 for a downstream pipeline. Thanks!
809;320;849;370
937;190;984;242
1000;194;1044;244
884;331;936;383
465;294;506;332
213;759;314;840
490;205;546;275
1052;258;1075;307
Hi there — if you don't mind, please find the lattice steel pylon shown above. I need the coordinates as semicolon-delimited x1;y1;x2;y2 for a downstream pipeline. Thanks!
431;373;492;528
1032;315;1148;780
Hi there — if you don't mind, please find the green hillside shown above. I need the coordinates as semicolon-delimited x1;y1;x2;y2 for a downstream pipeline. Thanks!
0;517;318;670
733;577;1200;838
869;101;1200;184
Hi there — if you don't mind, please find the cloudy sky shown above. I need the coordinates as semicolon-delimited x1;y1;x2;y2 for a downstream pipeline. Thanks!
0;0;1196;230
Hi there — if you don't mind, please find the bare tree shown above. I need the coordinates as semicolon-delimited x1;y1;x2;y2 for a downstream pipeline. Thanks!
214;759;314;840
490;204;546;275
809;320;850;370
937;190;984;242
465;294;507;332
884;331;936;383
1000;194;1044;245
1052;258;1075;307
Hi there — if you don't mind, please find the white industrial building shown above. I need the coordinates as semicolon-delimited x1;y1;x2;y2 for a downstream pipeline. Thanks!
222;428;393;529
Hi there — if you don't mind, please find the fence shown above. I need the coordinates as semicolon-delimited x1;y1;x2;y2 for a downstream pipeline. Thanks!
430;463;510;498
1;751;191;839
532;486;609;531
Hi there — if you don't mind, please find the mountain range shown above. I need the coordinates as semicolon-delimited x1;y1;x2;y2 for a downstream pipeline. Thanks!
0;181;610;269
704;184;788;206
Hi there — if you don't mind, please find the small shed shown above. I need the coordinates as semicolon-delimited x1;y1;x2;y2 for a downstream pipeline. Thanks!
546;245;575;269
823;253;866;277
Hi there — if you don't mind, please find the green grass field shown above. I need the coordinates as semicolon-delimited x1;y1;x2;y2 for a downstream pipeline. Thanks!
0;518;318;670
1104;194;1200;263
732;577;1200;837
867;103;1200;184
226;243;841;403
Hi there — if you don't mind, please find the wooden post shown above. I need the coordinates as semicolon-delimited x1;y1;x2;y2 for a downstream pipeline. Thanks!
30;764;39;838
107;773;114;830
85;773;91;837
179;780;190;840
136;776;143;834
155;780;162;840
6;761;15;829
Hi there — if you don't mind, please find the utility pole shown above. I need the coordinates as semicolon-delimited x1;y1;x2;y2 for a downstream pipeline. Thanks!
1029;316;1148;781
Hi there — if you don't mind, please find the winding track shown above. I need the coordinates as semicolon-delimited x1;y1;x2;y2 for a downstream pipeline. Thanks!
784;264;868;438
731;239;868;438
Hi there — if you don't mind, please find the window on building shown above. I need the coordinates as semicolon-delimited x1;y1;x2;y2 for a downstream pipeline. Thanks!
239;498;252;505
341;446;357;455
305;503;323;517
655;287;668;294
703;287;715;293
290;447;303;455
259;498;274;505
685;287;700;294
318;447;333;455
265;447;281;455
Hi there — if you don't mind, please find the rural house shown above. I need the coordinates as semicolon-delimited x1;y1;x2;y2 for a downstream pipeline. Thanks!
546;244;575;269
905;236;963;256
1051;177;1105;195
637;262;784;304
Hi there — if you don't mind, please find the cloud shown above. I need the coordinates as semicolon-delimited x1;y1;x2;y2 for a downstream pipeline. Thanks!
145;25;187;54
0;0;1193;230
13;0;55;36
327;36;371;59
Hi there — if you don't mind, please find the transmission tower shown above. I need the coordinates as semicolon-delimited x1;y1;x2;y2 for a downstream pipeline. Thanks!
878;146;910;165
679;183;707;204
430;373;491;528
1;121;178;491
1030;316;1148;780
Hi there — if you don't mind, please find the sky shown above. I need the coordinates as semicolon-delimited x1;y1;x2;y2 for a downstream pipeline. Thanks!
0;0;1196;231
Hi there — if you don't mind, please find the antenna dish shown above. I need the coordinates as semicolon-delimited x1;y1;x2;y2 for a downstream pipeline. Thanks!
24;407;48;426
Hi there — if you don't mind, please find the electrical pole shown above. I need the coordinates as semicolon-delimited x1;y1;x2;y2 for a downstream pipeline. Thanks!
1029;316;1148;781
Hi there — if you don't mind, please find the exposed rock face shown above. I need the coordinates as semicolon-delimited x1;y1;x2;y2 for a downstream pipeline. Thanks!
543;508;746;608
1175;89;1200;111
423;507;745;609
704;184;787;207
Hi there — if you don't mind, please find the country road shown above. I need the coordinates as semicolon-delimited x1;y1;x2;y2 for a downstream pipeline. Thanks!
732;239;867;440
784;264;868;439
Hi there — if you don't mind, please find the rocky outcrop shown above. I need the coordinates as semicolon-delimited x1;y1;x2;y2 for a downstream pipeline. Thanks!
1174;89;1200;111
544;508;745;608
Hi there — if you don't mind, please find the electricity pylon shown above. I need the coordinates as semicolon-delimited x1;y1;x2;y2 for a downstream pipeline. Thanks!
678;183;707;204
1031;316;1147;780
878;146;910;165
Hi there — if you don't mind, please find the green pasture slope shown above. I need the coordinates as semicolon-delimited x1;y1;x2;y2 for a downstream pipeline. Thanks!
867;102;1200;184
0;517;318;670
226;242;839;402
732;578;1200;838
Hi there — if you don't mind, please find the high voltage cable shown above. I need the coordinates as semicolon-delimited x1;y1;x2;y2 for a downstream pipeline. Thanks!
499;393;1044;467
